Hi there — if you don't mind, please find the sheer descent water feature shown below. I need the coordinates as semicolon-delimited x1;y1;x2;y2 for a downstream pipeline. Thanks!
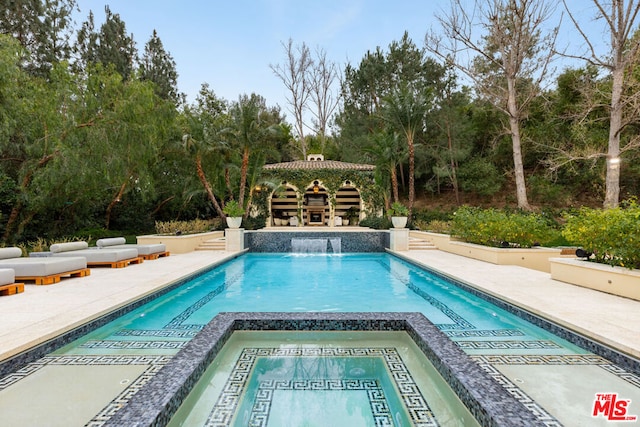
291;237;341;254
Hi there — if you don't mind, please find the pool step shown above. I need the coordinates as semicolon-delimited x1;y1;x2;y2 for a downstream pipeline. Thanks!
409;237;437;250
195;238;226;251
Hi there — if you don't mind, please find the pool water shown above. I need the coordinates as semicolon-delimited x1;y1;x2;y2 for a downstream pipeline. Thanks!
167;331;481;427
3;252;639;426
57;253;583;358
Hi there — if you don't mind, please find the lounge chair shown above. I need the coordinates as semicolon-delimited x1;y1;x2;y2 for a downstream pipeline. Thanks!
0;268;23;295
96;237;169;261
50;241;143;268
0;247;89;285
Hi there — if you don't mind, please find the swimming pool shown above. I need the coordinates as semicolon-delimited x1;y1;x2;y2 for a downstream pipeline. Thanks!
1;252;639;426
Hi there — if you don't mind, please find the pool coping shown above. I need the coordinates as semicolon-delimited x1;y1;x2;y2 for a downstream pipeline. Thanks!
390;250;640;376
0;252;245;378
103;312;544;427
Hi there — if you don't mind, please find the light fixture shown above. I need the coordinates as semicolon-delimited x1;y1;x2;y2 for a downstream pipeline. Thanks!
313;185;319;194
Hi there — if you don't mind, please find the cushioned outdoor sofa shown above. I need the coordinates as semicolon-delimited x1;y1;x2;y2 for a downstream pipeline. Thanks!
96;237;169;261
0;268;23;295
50;241;143;268
0;247;89;285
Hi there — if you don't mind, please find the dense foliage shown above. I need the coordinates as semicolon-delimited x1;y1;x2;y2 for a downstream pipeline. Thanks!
563;201;640;269
450;206;560;248
0;0;639;262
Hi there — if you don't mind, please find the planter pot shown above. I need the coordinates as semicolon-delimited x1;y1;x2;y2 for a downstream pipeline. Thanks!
550;258;640;301
391;216;408;228
343;219;350;226
226;217;242;228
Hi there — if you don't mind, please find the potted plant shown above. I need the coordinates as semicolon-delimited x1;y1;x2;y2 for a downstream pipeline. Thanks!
388;202;409;228
345;206;360;226
223;200;244;228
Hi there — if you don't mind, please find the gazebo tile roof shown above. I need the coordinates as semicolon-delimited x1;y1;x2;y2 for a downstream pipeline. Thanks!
263;160;375;171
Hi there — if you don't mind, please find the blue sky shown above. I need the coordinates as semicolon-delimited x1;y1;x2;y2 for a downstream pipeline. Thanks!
73;1;606;114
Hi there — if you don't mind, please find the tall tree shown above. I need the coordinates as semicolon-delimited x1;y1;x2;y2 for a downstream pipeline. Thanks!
74;9;98;74
180;84;228;219
140;29;179;103
270;39;312;158
563;0;640;208
97;6;136;80
0;0;76;77
308;47;340;152
227;93;283;209
426;0;560;210
337;32;445;203
381;83;432;212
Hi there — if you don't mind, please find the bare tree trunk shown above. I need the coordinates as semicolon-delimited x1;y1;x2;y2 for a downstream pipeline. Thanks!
151;196;175;216
105;181;127;229
270;39;312;158
507;77;531;210
238;147;249;208
604;66;624;208
445;120;460;205
391;164;399;203
196;154;225;218
407;133;416;212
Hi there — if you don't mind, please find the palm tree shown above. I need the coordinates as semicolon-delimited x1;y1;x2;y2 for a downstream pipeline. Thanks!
381;84;431;213
180;94;228;218
226;94;283;211
363;130;407;205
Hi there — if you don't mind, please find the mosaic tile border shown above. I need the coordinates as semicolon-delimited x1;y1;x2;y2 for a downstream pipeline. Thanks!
0;253;242;378
245;230;389;252
206;347;437;427
390;251;640;376
103;312;545;427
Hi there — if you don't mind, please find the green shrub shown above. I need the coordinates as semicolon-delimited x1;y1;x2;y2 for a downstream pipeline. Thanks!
451;206;558;248
562;200;640;269
387;202;409;216
425;220;452;233
222;200;245;217
360;216;392;230
155;219;220;235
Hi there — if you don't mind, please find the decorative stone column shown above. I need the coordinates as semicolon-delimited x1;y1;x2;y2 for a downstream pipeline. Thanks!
389;228;409;251
225;228;245;251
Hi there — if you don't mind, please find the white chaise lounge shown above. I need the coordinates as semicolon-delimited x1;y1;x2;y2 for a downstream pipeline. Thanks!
50;241;143;268
0;268;23;295
0;247;89;285
96;237;169;261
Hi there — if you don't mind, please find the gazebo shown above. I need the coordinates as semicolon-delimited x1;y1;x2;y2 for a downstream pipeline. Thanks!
261;154;377;227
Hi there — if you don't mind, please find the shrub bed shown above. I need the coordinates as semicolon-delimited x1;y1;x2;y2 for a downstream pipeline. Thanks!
450;206;559;248
562;200;640;269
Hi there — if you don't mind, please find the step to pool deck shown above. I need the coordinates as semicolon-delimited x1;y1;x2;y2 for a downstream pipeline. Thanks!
0;249;638;364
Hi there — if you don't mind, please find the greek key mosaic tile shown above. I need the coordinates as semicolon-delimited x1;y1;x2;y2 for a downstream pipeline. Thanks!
205;347;437;427
444;329;525;337
457;340;562;350
472;354;640;388
377;259;475;330
249;379;392;426
86;362;166;426
473;359;561;426
114;329;200;338
0;354;170;391
79;340;188;350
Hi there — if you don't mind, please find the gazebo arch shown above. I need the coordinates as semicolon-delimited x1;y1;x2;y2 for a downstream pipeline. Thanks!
262;155;376;227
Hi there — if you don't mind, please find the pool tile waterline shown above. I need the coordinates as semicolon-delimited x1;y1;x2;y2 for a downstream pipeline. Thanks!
105;313;542;427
